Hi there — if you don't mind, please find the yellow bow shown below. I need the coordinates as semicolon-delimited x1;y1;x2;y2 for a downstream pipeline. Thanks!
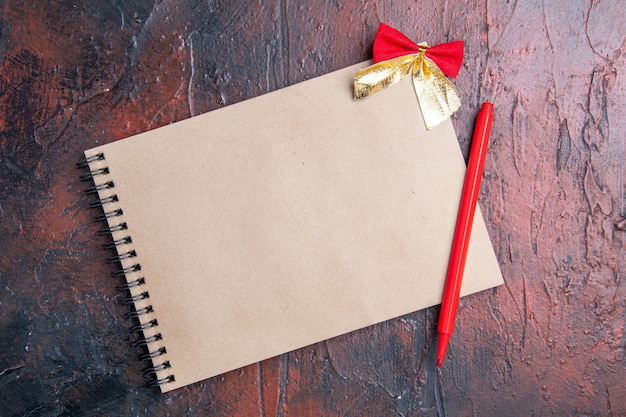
354;45;461;130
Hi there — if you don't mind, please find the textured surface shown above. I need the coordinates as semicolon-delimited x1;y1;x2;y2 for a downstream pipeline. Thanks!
0;1;624;416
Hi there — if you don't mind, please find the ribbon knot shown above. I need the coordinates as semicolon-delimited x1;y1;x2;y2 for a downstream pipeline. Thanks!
354;23;464;129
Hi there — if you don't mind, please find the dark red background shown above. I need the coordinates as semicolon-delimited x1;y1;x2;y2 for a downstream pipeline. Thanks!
1;1;624;416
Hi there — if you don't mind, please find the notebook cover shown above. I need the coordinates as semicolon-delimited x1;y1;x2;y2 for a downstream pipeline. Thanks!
83;62;503;392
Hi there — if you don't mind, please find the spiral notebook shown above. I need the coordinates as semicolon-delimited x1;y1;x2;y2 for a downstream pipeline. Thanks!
81;62;503;392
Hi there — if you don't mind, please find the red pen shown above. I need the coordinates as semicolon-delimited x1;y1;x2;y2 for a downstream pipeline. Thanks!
437;102;494;367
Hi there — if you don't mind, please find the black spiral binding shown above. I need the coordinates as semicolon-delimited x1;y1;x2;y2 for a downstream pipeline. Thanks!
78;152;175;389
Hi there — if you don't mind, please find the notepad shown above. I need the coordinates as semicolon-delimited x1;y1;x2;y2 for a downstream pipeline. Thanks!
81;62;503;392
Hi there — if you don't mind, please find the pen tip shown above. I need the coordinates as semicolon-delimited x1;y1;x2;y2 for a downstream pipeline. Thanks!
437;359;443;367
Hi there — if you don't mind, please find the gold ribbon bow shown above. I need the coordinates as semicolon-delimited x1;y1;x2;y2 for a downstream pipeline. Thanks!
354;24;464;130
